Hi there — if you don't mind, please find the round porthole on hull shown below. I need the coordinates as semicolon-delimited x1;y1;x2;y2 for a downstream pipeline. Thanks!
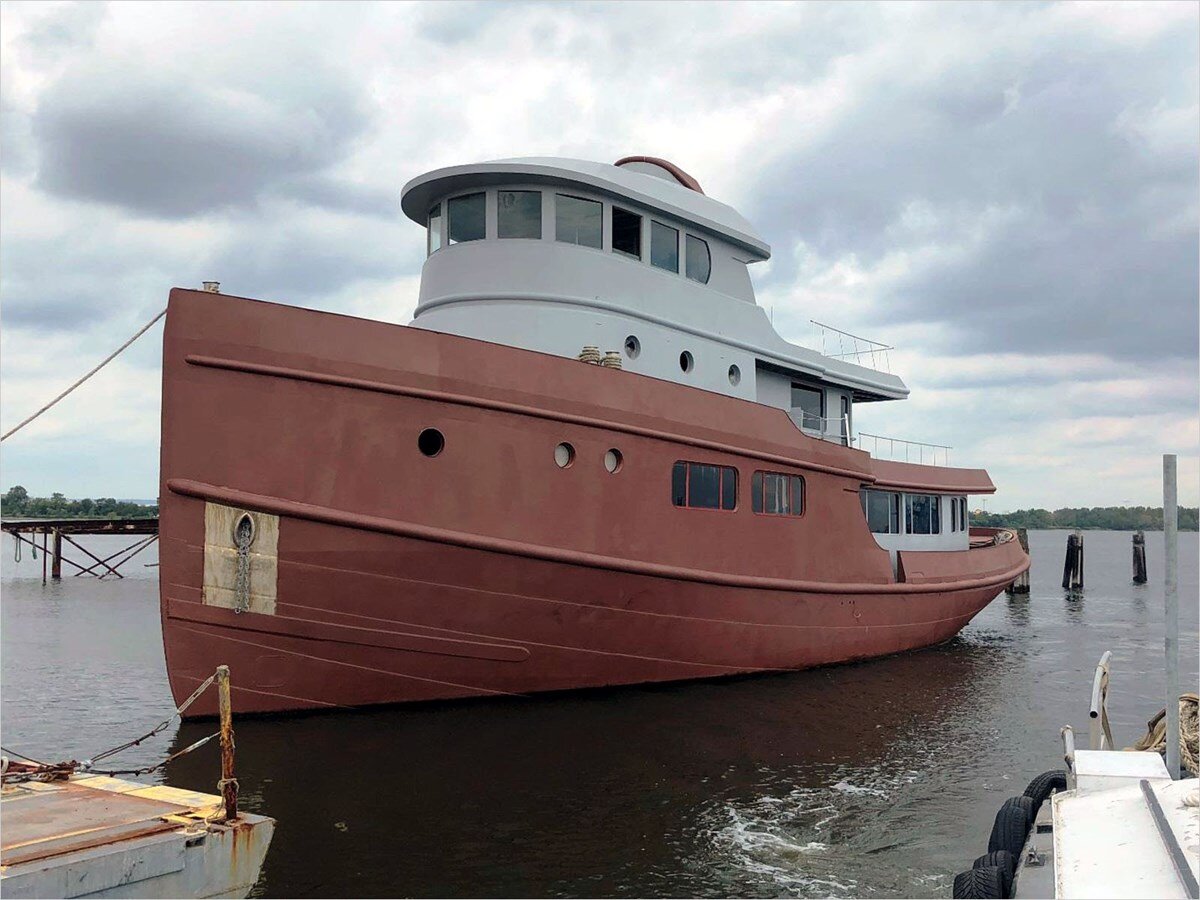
604;449;623;473
680;351;694;373
555;442;575;468
624;335;641;359
418;428;444;457
728;364;741;386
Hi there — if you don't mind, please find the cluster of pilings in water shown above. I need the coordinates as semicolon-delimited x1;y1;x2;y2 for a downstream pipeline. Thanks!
1006;525;1160;596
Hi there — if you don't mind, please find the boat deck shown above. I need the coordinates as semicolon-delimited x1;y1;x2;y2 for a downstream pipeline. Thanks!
1;773;273;898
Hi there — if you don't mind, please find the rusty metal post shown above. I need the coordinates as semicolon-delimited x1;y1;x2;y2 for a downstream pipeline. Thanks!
216;665;238;820
51;529;62;580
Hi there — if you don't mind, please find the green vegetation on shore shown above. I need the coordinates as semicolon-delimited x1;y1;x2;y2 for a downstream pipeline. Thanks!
1;486;157;519
972;506;1199;531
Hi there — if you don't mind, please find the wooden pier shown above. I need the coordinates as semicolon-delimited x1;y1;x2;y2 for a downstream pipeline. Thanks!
2;518;158;582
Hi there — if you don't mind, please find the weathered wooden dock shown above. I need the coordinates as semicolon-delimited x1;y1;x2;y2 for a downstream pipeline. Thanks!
2;517;158;582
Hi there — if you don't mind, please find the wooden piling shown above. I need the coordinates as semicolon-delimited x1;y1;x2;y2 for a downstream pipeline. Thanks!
216;665;238;822
50;530;62;580
1132;529;1148;584
1062;530;1084;591
1006;528;1031;594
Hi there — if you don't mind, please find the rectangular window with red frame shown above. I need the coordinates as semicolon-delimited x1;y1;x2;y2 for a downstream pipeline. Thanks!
751;471;805;516
671;461;737;510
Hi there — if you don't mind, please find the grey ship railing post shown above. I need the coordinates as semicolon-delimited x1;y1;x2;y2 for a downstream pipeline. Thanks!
1163;454;1181;779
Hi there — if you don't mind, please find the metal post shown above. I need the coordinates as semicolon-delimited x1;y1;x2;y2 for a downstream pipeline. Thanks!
51;530;62;580
1163;454;1180;779
216;665;238;819
41;531;47;585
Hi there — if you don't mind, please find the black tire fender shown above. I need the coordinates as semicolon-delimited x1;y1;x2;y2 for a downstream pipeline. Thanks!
953;865;1007;899
988;795;1035;856
971;850;1015;898
1022;770;1068;809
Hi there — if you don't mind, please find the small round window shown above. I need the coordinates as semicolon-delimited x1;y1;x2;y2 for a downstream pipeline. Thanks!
604;449;623;473
728;364;741;386
624;335;641;359
418;428;444;457
554;442;575;468
679;351;694;373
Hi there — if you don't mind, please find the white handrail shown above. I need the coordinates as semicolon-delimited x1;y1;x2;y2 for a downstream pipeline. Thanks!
857;431;952;466
809;320;894;373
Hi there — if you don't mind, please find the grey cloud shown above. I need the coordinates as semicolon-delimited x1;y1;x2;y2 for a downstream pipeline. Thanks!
32;58;374;218
746;12;1198;364
280;175;398;220
17;1;107;67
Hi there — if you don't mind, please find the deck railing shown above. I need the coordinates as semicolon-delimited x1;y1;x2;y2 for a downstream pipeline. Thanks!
789;410;852;446
857;431;952;467
810;320;894;373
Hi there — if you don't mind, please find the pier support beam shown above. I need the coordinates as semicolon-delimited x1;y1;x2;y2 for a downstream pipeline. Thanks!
1132;530;1148;584
50;530;62;580
1062;530;1083;591
1006;528;1030;594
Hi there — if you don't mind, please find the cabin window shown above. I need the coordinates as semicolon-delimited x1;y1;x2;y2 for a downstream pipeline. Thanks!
427;204;443;255
906;494;941;535
752;472;804;516
498;190;542;239
685;235;711;283
791;384;824;430
672;461;737;511
651;220;679;272
860;489;901;534
840;396;851;443
556;194;602;248
612;207;641;259
448;193;485;244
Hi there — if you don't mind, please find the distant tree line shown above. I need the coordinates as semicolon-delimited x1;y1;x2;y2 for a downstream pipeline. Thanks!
1;486;157;519
972;506;1199;531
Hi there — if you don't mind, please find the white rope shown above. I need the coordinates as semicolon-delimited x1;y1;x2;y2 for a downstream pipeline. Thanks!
0;307;166;442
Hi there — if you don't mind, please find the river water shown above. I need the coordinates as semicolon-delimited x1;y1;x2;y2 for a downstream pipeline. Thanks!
2;529;1197;898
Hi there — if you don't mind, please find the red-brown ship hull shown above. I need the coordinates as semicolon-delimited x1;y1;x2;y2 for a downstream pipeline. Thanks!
159;289;1028;717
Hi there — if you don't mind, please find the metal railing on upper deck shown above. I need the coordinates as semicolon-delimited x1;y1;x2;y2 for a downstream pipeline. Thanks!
857;431;952;467
809;321;894;374
789;410;852;446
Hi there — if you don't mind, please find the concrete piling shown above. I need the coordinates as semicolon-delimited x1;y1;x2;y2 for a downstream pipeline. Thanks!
1132;530;1148;584
1062;530;1084;591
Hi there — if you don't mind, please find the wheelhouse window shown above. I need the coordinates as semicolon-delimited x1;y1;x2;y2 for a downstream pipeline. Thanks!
752;472;804;516
906;494;941;535
612;206;641;258
685;234;710;283
860;489;901;534
651;220;679;272
427;203;443;255
448;193;485;244
556;194;602;248
672;461;736;511
791;384;824;430
498;190;541;239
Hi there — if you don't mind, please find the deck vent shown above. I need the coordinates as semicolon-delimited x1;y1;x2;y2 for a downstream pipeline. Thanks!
202;281;221;293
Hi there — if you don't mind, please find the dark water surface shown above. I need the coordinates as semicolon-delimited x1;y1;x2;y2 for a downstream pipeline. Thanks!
3;530;1197;898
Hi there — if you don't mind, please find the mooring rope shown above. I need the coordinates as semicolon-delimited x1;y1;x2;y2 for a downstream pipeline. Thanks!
0;307;166;443
1;671;219;784
1127;693;1200;776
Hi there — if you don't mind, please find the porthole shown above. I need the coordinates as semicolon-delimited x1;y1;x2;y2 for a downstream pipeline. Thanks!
624;335;641;359
604;449;623;473
418;428;444;457
728;364;741;386
679;350;694;373
554;442;575;468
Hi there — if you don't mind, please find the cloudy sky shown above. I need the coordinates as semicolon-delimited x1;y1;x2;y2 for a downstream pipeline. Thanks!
1;0;1197;510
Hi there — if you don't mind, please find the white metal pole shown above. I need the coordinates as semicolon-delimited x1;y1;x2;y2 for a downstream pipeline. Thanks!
1163;454;1180;779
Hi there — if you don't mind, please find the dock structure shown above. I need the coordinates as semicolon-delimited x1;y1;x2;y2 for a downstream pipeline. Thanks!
2;518;158;583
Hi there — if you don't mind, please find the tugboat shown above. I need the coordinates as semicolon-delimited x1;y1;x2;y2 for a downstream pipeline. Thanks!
157;155;1029;716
